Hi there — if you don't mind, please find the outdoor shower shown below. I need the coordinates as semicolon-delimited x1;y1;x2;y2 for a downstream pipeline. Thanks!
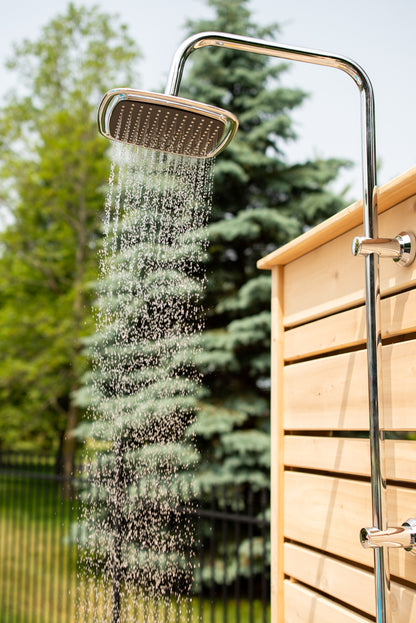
98;31;416;623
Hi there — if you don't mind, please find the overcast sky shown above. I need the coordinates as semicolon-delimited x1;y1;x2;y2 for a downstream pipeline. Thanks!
1;0;415;200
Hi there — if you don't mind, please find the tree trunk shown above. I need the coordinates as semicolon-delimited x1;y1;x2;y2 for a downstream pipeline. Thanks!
60;190;88;496
60;402;79;498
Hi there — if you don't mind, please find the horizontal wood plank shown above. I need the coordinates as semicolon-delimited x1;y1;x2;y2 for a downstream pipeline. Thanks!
284;471;416;583
284;339;416;431
284;437;416;483
284;580;372;623
284;289;416;362
283;195;416;327
284;436;369;474
284;542;416;621
285;304;366;361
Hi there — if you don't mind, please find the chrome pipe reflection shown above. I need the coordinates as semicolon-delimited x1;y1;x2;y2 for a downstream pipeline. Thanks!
352;231;416;266
166;31;390;623
361;519;416;552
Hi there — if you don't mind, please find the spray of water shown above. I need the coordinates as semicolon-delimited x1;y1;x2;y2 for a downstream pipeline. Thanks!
76;143;214;622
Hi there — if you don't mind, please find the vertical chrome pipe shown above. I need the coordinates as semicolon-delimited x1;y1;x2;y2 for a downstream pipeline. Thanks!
360;80;391;621
166;31;390;622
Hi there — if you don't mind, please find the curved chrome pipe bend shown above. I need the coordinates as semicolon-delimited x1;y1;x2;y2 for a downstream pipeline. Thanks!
166;31;390;623
166;31;371;92
165;31;376;239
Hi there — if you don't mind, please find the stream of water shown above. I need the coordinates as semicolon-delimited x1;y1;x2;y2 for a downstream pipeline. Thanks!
76;143;215;622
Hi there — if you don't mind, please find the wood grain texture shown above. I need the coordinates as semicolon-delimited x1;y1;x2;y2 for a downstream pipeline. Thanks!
284;437;416;483
263;170;416;620
284;580;372;623
284;288;416;361
283;195;416;327
284;543;416;621
270;267;285;623
284;471;416;583
284;339;416;431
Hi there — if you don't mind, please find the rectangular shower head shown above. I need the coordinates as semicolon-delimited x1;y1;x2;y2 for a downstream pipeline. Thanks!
98;89;238;159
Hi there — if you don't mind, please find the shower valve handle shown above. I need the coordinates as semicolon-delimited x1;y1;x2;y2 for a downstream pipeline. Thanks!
360;518;416;554
352;231;416;266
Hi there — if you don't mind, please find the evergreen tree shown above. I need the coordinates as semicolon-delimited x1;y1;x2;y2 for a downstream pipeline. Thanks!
179;0;351;491
0;5;140;474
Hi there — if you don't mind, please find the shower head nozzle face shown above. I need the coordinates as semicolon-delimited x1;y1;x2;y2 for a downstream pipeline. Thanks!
98;89;238;158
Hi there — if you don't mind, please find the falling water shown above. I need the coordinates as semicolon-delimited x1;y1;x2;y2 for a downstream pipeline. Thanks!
76;142;215;622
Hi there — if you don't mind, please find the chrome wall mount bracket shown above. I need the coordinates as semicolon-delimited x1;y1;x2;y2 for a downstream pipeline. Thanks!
360;518;416;554
352;231;416;266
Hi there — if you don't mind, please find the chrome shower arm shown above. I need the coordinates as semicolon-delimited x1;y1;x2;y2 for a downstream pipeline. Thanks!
166;31;389;623
166;30;377;219
165;32;378;222
166;31;370;92
166;31;377;238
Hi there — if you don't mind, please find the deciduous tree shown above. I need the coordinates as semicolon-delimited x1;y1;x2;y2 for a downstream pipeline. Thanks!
0;4;140;477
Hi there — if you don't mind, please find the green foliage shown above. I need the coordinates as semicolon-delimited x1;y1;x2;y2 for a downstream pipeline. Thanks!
0;4;140;457
179;0;351;491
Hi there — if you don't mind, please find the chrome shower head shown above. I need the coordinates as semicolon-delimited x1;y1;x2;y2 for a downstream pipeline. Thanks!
98;88;238;159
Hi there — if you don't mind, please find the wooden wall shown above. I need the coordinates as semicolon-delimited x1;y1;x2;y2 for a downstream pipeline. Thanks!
258;168;416;622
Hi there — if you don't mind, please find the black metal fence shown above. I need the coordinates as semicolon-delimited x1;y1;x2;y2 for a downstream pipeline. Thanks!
0;453;270;623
